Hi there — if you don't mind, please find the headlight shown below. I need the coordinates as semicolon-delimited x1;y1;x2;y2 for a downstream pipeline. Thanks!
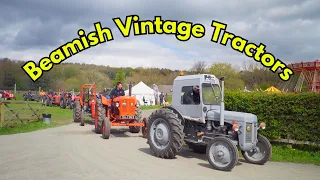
259;122;266;130
122;102;126;106
136;103;139;107
232;123;240;132
115;102;119;107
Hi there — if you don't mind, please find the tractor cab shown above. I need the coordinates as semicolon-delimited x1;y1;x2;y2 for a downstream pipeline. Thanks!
171;74;221;123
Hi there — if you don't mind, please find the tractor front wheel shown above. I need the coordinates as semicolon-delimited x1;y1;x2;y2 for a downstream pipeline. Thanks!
146;108;184;159
241;134;272;165
206;136;239;171
73;101;82;123
102;117;111;139
129;107;142;133
95;99;105;134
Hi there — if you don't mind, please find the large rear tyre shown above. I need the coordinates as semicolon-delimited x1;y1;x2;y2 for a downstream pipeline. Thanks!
129;107;142;133
102;117;111;139
146;108;184;159
73;101;81;123
95;99;104;134
206;136;239;171
241;134;272;165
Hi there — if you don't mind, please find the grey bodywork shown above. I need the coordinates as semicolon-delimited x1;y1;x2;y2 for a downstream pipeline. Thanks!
170;74;258;151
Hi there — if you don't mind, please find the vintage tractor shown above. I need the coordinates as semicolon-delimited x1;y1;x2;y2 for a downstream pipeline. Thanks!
73;84;98;126
0;90;16;100
44;93;55;106
23;91;39;101
73;84;147;139
145;74;272;171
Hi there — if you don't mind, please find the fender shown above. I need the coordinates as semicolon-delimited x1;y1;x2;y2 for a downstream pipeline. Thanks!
162;106;185;126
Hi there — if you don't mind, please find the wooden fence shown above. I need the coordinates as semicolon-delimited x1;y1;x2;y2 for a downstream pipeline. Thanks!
0;100;46;128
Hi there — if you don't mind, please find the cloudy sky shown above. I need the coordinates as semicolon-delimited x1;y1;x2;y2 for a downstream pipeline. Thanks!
1;0;319;70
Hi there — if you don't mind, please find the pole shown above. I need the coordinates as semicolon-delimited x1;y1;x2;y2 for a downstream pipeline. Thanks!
14;84;16;94
129;82;132;96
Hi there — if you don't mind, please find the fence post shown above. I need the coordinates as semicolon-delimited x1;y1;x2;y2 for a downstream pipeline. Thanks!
0;101;4;128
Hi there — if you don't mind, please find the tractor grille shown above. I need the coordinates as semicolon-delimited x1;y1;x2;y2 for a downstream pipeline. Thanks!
245;123;253;143
120;99;135;115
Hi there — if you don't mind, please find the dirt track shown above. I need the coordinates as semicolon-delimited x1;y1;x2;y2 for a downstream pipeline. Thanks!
0;110;319;180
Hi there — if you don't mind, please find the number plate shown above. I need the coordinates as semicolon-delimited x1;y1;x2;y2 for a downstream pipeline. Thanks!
120;115;135;119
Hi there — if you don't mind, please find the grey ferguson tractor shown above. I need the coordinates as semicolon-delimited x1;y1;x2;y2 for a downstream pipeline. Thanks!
145;74;272;171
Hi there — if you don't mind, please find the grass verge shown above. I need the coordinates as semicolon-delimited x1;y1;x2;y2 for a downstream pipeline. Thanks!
0;106;73;135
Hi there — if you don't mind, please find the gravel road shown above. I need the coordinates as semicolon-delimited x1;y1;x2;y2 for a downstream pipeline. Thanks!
0;110;319;180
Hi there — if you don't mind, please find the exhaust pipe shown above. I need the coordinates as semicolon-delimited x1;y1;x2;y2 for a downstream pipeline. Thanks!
219;77;225;126
129;82;132;96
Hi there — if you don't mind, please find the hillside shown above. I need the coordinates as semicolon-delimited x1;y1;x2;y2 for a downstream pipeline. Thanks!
0;58;303;92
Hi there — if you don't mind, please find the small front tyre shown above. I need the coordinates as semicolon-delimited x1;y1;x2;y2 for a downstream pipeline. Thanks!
241;134;272;165
206;136;239;171
102;118;111;139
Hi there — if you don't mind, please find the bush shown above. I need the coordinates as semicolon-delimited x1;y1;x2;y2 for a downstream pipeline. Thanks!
224;91;320;143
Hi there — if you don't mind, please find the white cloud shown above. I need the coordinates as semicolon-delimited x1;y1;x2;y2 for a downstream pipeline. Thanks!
0;0;319;71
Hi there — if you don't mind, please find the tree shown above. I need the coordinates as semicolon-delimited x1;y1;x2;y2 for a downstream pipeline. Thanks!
209;63;245;90
190;61;208;74
112;68;126;87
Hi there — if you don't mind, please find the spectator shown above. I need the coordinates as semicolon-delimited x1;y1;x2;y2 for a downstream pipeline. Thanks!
164;93;169;106
159;92;164;106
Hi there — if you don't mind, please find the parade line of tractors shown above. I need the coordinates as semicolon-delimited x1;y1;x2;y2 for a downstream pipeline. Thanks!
71;74;272;172
4;73;272;172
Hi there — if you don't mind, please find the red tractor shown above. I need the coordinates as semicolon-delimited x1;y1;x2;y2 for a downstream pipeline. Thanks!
0;90;16;100
73;84;147;139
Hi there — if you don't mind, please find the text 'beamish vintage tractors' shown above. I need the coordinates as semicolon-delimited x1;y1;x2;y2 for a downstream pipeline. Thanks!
144;74;272;171
73;84;147;139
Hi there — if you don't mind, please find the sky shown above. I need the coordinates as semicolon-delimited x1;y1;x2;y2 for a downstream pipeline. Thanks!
1;0;319;71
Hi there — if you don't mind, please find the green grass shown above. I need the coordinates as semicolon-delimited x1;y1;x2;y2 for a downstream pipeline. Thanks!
269;143;320;166
0;104;73;135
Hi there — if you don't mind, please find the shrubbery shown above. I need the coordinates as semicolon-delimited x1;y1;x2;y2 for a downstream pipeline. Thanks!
224;91;320;143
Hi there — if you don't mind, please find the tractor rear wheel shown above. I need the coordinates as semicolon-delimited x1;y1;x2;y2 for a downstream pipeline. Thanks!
206;136;239;171
95;99;104;134
146;108;184;159
73;101;82;123
187;143;207;154
102;117;111;139
129;107;142;133
241;134;272;165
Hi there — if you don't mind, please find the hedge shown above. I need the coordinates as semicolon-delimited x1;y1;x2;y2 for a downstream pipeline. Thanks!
224;91;320;143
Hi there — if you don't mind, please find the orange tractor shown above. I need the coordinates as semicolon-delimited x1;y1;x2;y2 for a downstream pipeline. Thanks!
73;84;147;139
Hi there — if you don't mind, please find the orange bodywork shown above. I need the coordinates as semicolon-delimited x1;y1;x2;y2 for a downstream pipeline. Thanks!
100;95;144;127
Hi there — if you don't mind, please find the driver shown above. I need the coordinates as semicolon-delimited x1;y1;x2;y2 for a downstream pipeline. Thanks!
109;82;125;99
182;85;200;104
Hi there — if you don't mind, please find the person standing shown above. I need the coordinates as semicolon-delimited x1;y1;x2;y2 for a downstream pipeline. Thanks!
159;92;164;106
164;93;169;106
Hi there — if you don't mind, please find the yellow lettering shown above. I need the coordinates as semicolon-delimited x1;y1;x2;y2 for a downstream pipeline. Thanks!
22;61;43;82
50;49;65;64
192;24;205;38
220;32;234;45
244;43;257;57
39;57;52;71
163;21;177;34
271;60;286;72
62;39;84;58
87;31;99;46
154;16;163;34
140;21;155;34
176;22;192;41
211;21;227;42
94;22;113;42
254;44;266;62
113;16;133;37
231;36;247;52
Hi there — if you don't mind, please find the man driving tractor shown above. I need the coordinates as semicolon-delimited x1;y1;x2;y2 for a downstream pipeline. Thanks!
109;82;125;98
182;85;200;104
109;82;125;113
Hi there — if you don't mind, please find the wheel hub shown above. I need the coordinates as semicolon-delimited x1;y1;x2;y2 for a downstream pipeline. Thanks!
155;124;169;145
